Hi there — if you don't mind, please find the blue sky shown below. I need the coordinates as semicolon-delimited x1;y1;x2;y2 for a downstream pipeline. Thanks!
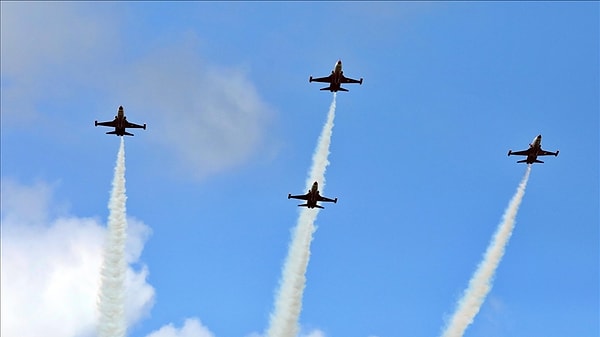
1;2;598;337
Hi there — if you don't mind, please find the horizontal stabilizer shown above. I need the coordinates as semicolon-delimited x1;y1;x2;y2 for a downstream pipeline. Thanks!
298;203;324;209
535;159;544;163
338;87;349;92
517;159;528;163
320;86;332;91
106;130;134;136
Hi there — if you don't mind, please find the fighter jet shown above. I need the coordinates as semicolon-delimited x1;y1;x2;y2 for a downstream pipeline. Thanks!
508;134;559;164
288;181;338;209
95;106;146;136
309;60;363;92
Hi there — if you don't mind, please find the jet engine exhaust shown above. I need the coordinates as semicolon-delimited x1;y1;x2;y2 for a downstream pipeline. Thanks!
440;165;532;337
97;137;128;337
267;93;337;337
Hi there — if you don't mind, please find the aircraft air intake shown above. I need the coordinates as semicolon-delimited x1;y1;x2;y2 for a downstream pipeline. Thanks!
266;93;337;337
97;137;128;337
440;165;532;337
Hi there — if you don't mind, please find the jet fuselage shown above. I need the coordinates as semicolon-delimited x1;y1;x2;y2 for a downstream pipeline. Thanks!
115;106;126;129
306;182;320;206
530;135;542;149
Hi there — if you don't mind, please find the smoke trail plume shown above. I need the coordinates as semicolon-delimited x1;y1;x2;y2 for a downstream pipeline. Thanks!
441;165;532;337
267;94;337;337
98;137;128;337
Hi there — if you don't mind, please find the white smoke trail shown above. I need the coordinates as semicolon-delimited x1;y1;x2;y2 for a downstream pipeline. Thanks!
441;165;532;337
267;94;337;337
98;137;128;337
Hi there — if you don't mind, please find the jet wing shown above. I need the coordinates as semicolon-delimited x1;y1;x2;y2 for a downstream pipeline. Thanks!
95;119;117;127
340;75;362;84
125;120;146;129
317;195;337;203
310;74;334;83
288;193;309;201
509;149;530;156
538;149;559;156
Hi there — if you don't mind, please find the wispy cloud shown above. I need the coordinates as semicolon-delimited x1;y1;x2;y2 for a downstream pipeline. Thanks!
2;3;273;180
1;2;120;125
114;34;273;180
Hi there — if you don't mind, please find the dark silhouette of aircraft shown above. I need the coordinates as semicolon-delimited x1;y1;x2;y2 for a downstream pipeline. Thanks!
95;106;146;136
508;134;559;164
309;60;363;92
288;181;337;209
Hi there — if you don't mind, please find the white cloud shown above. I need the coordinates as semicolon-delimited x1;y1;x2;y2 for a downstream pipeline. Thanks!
1;2;119;124
300;329;326;337
2;3;273;180
114;34;273;180
0;179;154;337
0;179;56;226
146;318;215;337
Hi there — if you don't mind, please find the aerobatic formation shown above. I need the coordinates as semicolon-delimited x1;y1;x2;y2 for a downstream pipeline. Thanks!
92;59;561;337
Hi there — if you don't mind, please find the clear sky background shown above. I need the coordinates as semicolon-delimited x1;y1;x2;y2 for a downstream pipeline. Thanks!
1;2;598;337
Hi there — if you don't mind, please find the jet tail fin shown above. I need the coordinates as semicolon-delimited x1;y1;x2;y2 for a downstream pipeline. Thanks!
535;159;544;163
337;87;349;92
320;86;332;91
517;159;528;163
